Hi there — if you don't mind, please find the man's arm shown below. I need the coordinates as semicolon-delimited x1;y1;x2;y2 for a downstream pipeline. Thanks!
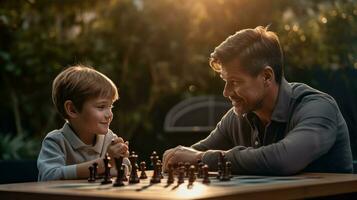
191;108;236;151
202;99;338;175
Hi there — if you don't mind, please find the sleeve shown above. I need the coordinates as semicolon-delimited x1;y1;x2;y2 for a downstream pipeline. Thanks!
191;109;236;151
37;136;77;181
201;99;338;175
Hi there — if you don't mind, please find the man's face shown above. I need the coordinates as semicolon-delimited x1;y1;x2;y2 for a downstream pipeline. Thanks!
220;60;267;116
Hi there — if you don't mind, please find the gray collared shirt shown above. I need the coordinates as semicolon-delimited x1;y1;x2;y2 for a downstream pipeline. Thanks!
192;78;353;175
37;123;130;181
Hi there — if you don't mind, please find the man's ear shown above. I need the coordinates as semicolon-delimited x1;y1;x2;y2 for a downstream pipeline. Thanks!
262;66;274;87
64;100;79;118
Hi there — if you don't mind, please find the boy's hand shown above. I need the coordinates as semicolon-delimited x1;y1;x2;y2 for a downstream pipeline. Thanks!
107;137;129;159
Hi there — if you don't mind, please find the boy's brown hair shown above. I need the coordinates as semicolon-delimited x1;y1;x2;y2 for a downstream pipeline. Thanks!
52;65;119;119
209;26;284;84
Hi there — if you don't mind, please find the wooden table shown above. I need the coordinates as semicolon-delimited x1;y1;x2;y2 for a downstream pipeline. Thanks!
1;172;357;200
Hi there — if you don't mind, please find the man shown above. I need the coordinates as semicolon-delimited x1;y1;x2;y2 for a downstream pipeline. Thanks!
162;26;353;175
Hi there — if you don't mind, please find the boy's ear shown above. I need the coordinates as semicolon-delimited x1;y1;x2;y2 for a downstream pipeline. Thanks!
64;100;79;118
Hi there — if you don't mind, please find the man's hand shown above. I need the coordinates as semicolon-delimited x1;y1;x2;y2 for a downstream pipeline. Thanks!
162;145;204;172
107;137;129;159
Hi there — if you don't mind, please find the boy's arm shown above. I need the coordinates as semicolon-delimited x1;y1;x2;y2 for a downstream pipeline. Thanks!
37;137;76;181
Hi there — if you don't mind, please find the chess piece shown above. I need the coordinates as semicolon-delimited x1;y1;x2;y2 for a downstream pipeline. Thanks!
221;161;231;181
157;160;164;179
184;162;190;178
177;166;185;184
167;164;174;184
88;166;95;182
188;165;196;184
217;161;222;179
101;153;113;184
113;164;125;187
129;151;140;184
139;161;147;179
202;165;210;184
92;162;98;179
197;162;204;178
150;162;161;183
150;151;159;169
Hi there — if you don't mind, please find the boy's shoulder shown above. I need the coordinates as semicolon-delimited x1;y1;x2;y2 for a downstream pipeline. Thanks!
44;128;65;141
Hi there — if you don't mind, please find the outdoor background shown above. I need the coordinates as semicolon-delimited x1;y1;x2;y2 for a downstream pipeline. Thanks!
1;0;357;165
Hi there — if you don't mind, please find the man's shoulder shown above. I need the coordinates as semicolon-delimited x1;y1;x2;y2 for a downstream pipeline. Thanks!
289;82;336;105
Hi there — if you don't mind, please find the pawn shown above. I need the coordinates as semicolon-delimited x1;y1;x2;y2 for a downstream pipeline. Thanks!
129;151;140;184
88;166;95;182
150;162;161;183
220;161;231;181
202;165;210;184
167;164;174;184
139;161;147;179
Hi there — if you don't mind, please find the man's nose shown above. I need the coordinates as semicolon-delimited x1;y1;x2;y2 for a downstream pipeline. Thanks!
223;83;231;98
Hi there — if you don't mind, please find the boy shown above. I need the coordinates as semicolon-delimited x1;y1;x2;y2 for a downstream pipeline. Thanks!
37;65;130;181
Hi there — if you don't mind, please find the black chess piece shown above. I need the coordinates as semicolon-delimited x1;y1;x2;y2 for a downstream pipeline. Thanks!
129;151;140;184
184;162;190;178
88;166;95;182
157;160;164;179
217;161;222;179
197;162;204;178
202;165;210;184
177;166;185;184
167;164;174;184
221;161;231;181
113;164;125;187
92;162;98;179
139;161;147;179
150;151;159;169
101;153;113;184
188;165;196;184
150;162;161;183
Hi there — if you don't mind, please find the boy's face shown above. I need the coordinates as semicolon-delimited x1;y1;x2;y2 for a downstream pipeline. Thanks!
75;96;114;136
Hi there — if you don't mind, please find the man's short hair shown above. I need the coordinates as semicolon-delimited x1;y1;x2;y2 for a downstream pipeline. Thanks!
209;26;284;84
52;65;119;119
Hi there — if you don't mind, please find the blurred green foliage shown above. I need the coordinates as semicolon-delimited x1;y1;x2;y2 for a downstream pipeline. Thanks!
0;0;356;159
0;133;40;160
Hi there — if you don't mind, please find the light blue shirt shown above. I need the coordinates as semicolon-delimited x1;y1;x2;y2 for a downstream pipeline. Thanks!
37;122;130;181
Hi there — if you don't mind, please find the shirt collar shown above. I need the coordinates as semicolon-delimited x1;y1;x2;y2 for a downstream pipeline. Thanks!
62;122;104;154
270;77;292;123
245;77;292;124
